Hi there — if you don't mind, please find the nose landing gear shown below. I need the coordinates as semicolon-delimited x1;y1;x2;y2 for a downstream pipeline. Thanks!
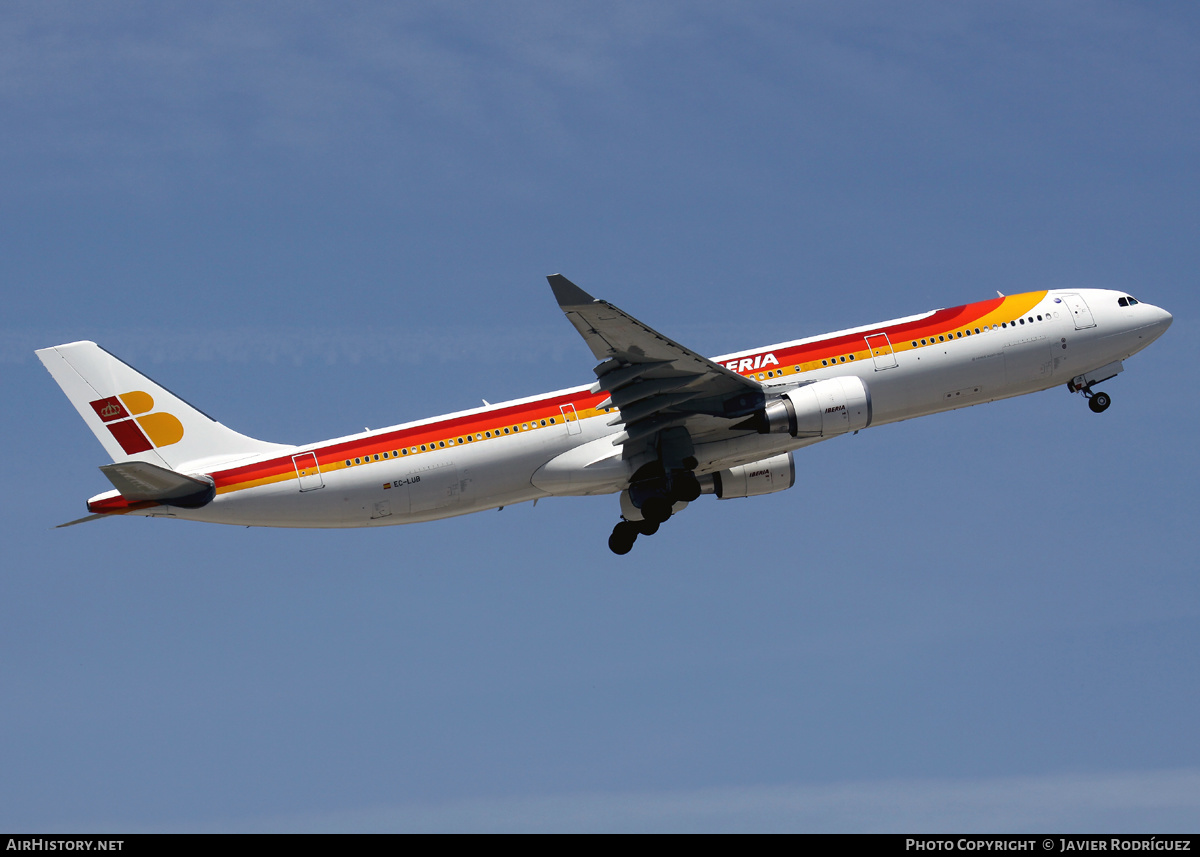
1072;382;1112;413
1068;362;1123;414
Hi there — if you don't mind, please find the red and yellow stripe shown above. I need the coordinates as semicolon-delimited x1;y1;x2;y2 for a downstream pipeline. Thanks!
90;291;1051;512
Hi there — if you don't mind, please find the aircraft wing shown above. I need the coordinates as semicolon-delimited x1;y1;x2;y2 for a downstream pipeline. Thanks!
549;275;766;454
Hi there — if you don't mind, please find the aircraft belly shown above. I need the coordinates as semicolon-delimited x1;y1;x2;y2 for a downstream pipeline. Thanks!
341;427;565;525
531;433;632;496
176;479;351;527
193;419;604;527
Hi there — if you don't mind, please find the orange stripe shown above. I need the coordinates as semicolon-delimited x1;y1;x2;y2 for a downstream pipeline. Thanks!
211;291;1051;496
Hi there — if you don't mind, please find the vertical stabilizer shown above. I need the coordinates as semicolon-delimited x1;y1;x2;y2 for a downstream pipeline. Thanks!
37;341;288;469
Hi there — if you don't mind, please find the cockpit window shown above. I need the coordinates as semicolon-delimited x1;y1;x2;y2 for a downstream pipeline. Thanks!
1129;297;1139;305
1118;297;1129;307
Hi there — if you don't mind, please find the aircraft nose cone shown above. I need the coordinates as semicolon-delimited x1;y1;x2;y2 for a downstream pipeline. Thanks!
1146;305;1173;341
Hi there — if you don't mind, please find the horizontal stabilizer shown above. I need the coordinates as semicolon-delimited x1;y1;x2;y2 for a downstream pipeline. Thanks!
99;461;216;509
55;513;113;528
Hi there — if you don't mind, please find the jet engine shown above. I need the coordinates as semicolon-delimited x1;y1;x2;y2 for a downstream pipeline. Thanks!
702;452;796;499
753;376;871;437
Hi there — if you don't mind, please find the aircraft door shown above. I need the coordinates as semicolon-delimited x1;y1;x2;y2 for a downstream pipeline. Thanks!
1061;294;1096;330
864;333;898;370
560;403;582;435
292;452;325;491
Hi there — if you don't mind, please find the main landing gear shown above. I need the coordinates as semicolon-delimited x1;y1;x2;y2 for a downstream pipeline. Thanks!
608;518;658;555
608;459;702;555
609;427;704;555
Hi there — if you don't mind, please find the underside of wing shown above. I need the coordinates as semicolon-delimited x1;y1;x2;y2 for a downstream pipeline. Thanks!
549;275;765;456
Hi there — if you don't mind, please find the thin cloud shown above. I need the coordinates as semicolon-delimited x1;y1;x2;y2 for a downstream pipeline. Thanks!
4;325;577;367
5;321;805;368
0;1;687;190
85;768;1200;832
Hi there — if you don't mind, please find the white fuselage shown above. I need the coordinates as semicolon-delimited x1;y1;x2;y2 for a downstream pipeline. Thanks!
108;288;1171;528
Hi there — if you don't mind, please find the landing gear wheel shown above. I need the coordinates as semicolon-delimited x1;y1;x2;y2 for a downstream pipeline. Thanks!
641;496;673;525
1088;391;1111;413
608;520;639;555
671;472;702;503
637;519;660;537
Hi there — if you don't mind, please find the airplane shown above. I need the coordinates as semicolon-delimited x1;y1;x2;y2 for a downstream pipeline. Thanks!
38;276;1172;554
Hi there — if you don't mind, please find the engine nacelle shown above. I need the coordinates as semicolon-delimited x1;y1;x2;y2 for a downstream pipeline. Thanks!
759;376;872;437
705;452;795;499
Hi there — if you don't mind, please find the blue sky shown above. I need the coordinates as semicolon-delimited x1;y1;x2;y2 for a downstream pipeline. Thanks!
3;1;1198;832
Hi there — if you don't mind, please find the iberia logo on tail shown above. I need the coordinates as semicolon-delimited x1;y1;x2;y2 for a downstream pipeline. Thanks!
88;391;184;455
